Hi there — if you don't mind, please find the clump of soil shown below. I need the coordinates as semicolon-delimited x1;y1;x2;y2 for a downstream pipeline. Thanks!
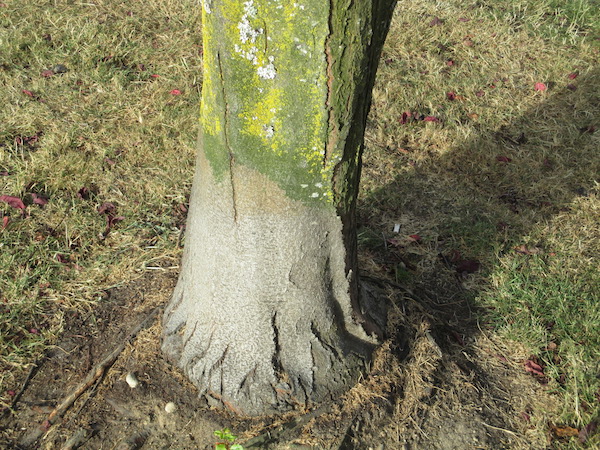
0;271;557;449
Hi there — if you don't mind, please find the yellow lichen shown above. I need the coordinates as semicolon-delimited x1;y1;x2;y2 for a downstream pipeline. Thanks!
200;5;222;135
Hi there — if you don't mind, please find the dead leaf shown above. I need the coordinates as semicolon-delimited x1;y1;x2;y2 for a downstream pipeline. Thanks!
429;16;443;26
30;193;48;206
2;216;9;229
77;187;91;200
550;424;579;438
41;69;54;78
579;421;598;443
496;155;512;163
568;72;578;80
0;195;26;210
98;202;116;215
514;244;543;255
534;82;547;91
423;116;440;123
524;359;544;376
399;111;412;124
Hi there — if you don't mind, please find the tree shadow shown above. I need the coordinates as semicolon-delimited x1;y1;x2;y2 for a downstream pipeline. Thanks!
350;67;599;442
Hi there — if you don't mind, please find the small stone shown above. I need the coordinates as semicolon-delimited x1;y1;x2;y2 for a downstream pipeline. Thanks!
125;372;139;388
165;402;177;413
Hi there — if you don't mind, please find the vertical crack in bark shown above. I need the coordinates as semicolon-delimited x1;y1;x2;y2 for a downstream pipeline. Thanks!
310;320;341;360
205;343;229;399
239;363;258;393
182;320;198;352
323;0;339;169
186;327;214;376
270;312;284;377
216;52;238;222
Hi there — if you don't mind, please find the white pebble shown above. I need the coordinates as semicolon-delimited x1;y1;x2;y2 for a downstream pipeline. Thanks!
125;372;139;388
165;402;177;413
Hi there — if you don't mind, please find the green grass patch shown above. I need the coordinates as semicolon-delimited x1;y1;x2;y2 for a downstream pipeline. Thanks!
0;0;201;402
361;0;599;445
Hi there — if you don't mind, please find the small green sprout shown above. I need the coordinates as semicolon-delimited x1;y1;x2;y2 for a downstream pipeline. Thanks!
214;428;244;450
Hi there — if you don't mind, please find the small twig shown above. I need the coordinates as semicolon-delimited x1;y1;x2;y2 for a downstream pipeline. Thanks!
8;358;42;413
20;307;162;448
481;421;517;436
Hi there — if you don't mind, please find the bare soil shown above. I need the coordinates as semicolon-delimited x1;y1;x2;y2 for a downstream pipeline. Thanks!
0;269;557;449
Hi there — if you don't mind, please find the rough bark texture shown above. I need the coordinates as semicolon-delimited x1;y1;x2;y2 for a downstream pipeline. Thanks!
163;0;396;415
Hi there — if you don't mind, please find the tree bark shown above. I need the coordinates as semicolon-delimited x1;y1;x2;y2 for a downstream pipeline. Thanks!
163;0;396;415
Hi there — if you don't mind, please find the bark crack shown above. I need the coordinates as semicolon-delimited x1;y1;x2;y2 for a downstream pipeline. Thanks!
239;363;258;393
310;320;340;360
323;0;339;169
271;313;284;377
216;51;238;222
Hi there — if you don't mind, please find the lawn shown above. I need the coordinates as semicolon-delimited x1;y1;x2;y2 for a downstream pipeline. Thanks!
1;0;598;447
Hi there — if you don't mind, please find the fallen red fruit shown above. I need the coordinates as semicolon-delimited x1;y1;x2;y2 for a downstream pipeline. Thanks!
170;89;182;95
534;82;547;91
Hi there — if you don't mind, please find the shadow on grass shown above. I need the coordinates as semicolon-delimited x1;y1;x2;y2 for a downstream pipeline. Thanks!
354;67;599;437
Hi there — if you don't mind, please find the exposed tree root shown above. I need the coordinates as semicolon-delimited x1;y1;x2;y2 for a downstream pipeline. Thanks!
19;307;162;448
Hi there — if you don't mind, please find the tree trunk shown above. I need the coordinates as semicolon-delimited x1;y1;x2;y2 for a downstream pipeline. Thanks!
163;0;396;415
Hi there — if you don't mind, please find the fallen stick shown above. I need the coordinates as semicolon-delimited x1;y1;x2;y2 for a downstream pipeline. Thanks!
20;306;162;448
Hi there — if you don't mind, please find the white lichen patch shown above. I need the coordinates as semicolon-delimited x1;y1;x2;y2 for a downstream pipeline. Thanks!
263;125;275;138
234;1;276;80
257;62;276;79
238;1;263;45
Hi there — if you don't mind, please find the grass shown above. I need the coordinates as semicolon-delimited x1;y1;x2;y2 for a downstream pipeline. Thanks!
0;0;200;393
1;0;598;447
